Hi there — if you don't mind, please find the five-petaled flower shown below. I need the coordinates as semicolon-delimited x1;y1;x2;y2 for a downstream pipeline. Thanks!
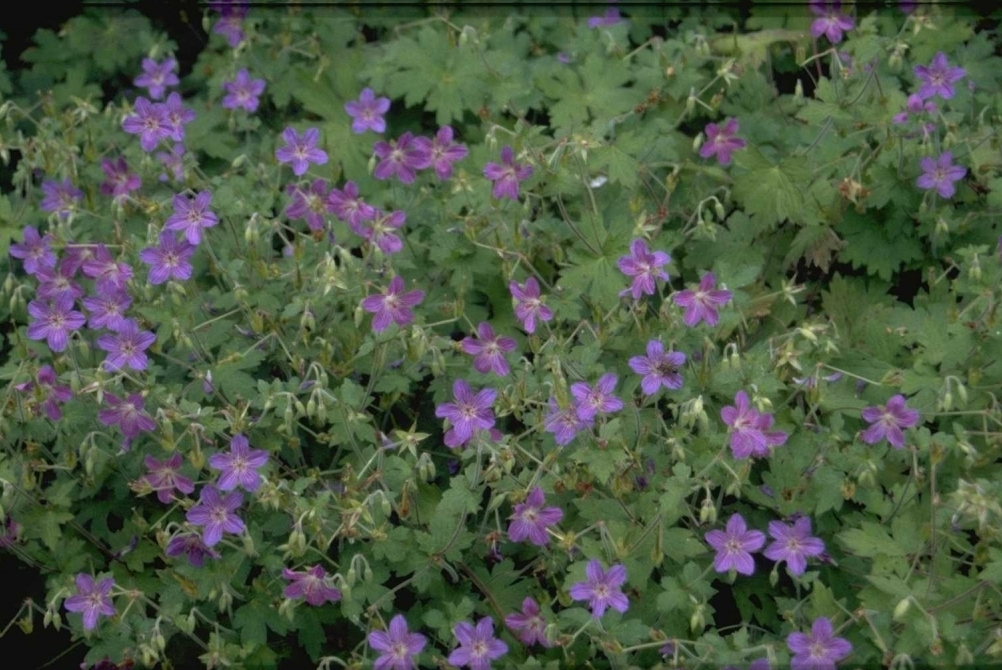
699;118;747;166
208;434;269;492
82;290;132;332
64;574;116;631
809;1;855;43
100;157;142;202
222;68;266;112
916;151;966;199
345;87;391;134
914;52;966;101
787;617;853;670
98;393;156;441
327;180;376;229
165;190;219;245
508;487;563;546
285;179;330;232
543;398;594;446
860;394;920;449
142;453;195;504
763;516;826;576
704;513;766;575
122;97;173;151
569;559;629;617
448;617;508;670
166;533;221;567
27;295;87;352
629;340;685;395
618;239;670;300
17;365;73;421
282;565;342;606
571;373;623;421
510;277;553;334
721;390;788;459
673;273;733;326
435;380;497;448
10;225;56;276
461;322;517;376
414;126;469;180
81;244;134;294
276;126;328;176
97;319;156;371
186;485;245;547
373;132;427;184
505;597;551;647
40;178;83;220
361;276;425;332
368;614;427;670
139;231;196;284
133;57;179;100
163;93;195;143
483;146;533;200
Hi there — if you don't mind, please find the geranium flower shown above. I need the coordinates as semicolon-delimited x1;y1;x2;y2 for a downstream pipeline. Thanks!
369;614;427;670
699;118;747;166
860;394;920;449
483;146;533;200
704;513;765;575
569;560;629;617
361;276;424;332
617;239;670;300
508;487;563;546
787;617;853;670
64;574;115;631
345;88;390;134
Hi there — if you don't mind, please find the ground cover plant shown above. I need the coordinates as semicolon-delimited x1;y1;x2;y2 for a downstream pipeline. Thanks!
2;2;1002;669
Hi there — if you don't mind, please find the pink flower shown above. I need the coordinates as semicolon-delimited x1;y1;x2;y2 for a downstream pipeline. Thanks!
704;513;765;575
672;273;732;326
483;146;533;200
509;277;553;333
699;118;746;166
508;487;563;546
505;597;551;647
617;239;670;300
721;390;787;459
860;394;920;449
361;276;424;332
282;565;341;606
461;322;517;376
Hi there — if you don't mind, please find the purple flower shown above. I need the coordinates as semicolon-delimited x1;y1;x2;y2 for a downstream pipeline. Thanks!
916;151;966;199
164;191;218;245
97;319;156;371
345;88;390;134
629;340;685;395
673;273;732;326
122;97;172;152
64;574;115;631
914;52;966;101
27;296;86;352
543;398;594;446
369;614;427;670
588;8;624;28
98;393;156;440
285;179;330;232
763;516;826;576
162;92;195;142
704;513;766;575
362;276;425;332
139;231;196;284
10;226;56;276
40;178;83;220
186;485;245;547
571;373;623;421
99;157;142;202
505;597;550;647
282;565;342;606
508;487;563;546
133;58;178;100
142;453;195;503
36;261;84;303
276;127;328;176
208;434;269;492
357;209;406;254
787;617;853;670
156;143;186;182
33;365;73;421
81;244;133;294
892;94;937;124
212;4;247;47
483;146;533;200
509;277;553;334
327;180;376;229
166;533;221;567
413;126;468;180
222;68;266;112
461;322;517;376
809;2;854;43
82;290;132;332
373;132;427;184
699;118;747;166
435;380;497;447
860;394;920;449
569;559;629;617
618;239;670;300
721;391;787;459
448;618;508;670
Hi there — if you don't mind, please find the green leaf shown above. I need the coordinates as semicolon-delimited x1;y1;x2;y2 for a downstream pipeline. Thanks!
839;522;908;558
733;148;807;227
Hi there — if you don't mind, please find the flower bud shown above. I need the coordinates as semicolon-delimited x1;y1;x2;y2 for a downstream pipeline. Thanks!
893;597;911;621
794;79;804;101
692;131;704;153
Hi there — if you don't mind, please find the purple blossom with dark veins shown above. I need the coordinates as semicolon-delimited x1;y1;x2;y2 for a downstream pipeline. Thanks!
10;225;56;275
61;243;100;277
285;179;330;232
98;393;156;440
448;618;508;670
413;126;469;180
704;513;766;575
344;87;390;134
142;453;195;503
860;394;920;449
165;533;221;567
569;560;629;617
122;97;172;151
162;92;195;142
81;244;134;293
673;273;733;326
165;191;218;245
156;143;186;182
916;151;966;198
588;7;624;28
571;373;623;421
276;127;328;176
483;146;533;200
97;319;156;371
361;276;424;332
373;132;427;184
787;617;853;670
435;380;497;447
914;52;966;101
461;322;517;376
544;398;593;445
763;516;826;576
721;390;787;459
505;597;551;647
139;231;196;284
133;58;178;100
222;68;266;112
508;487;563;546
809;1;855;43
282;565;342;606
82;290;132;332
27;296;86;352
186;485;245;547
209;434;269;492
99;157;142;202
40;178;83;220
629;340;685;395
369;614;427;670
699;118;747;166
64;574;115;631
35;261;84;303
618;239;670;300
357;209;406;254
510;277;553;334
326;180;376;229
